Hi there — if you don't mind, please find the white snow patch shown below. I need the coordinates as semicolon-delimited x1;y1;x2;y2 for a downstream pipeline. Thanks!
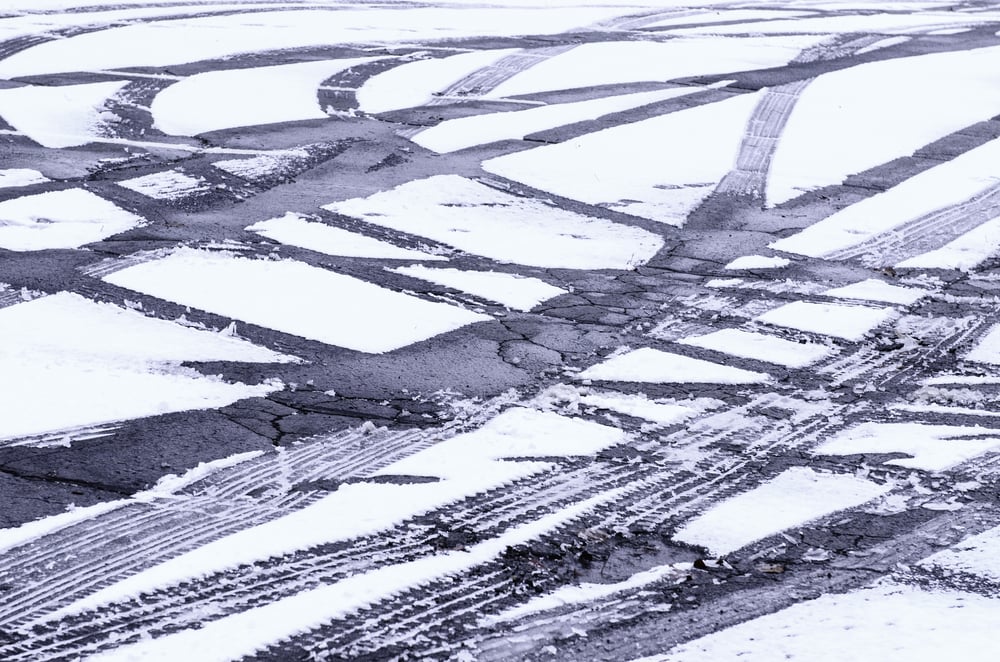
669;11;1000;36
854;35;911;55
247;213;447;262
823;279;926;305
484;92;761;226
755;301;895;341
0;80;127;148
920;524;1000;582
412;87;704;154
152;58;381;136
960;325;1000;366
103;248;489;353
118;170;212;200
390;265;565;311
897;212;1000;271
724;255;790;270
814;422;1000;472
0;168;48;188
574;392;701;427
643;582;1000;661
0;188;146;251
921;375;1000;386
578;347;771;384
673;467;890;555
679;329;832;368
324;175;664;269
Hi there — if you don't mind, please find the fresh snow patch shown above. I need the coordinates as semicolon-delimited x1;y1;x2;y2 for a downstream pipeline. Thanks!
897;212;1000;271
823;279;926;305
644;582;1000;661
0;188;146;251
103;248;490;353
920;524;1000;582
412;87;704;154
390;265;565;311
356;49;518;114
921;375;1000;386
212;149;312;181
151;58;381;136
0;168;48;188
483;92;761;226
724;255;790;270
0;80;127;148
961;325;1000;366
324;175;664;269
673;467;890;555
755;301;895;341
118;170;212;200
679;329;832;368
814;422;1000;471
247;213;447;262
578;347;771;384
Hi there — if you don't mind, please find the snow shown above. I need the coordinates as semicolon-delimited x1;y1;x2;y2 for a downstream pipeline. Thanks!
897;213;1000;271
771;136;1000;256
572;392;701;426
673;467;890;555
81;488;624;662
578;348;771;385
390;265;566;311
483;92;761;226
921;375;1000;386
668;11;1000;36
118;170;212;200
642;9;814;29
151;58;381;136
102;248;490;353
643;582;1000;661
724;255;790;270
813;422;1000;472
211;148;311;181
920;524;1000;582
247;213;447;262
356;49;518;114
958;325;1000;366
0;80;127;148
0;8;635;79
49;409;624;619
822;279;926;305
679;329;833;368
0;188;146;251
754;301;895;341
484;36;822;98
411;87;705;154
0;169;48;188
324;175;665;269
766;45;1000;207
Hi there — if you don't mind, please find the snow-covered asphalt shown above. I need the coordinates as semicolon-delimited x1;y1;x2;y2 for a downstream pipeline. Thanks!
3;0;1000;659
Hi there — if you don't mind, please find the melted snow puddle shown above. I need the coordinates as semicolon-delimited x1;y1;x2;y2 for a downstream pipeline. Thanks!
44;408;624;620
247;212;447;261
679;329;833;368
673;467;890;556
390;264;566;311
0;188;146;251
0;80;127;148
639;581;1000;661
0;292;291;441
324;175;664;269
813;422;1000;472
119;170;213;200
103;248;489;353
822;278;926;305
0;168;48;188
754;301;896;341
578;347;771;384
151;57;383;136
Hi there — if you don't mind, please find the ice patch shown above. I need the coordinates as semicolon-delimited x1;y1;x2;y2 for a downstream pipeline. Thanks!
118;170;212;200
813;422;1000;471
679;329;832;368
324;175;664;269
0;80;127;148
391;265;566;311
103;248;490;353
0;168;48;188
755;301;895;341
724;255;790;270
673;467;890;555
822;279;926;305
578;347;771;384
0;188;146;251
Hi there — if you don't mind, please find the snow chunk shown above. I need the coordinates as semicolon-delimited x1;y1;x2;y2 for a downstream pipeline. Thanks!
724;255;790;270
578;347;771;384
0;188;146;251
755;301;895;341
0;168;48;188
391;264;565;311
823;279;926;305
247;213;446;262
679;329;832;368
673;467;890;555
0;80;127;148
118;170;212;200
324;175;664;269
814;422;1000;471
103;248;489;353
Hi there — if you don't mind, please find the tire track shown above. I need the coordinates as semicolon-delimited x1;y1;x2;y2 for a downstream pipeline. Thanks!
426;45;577;104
